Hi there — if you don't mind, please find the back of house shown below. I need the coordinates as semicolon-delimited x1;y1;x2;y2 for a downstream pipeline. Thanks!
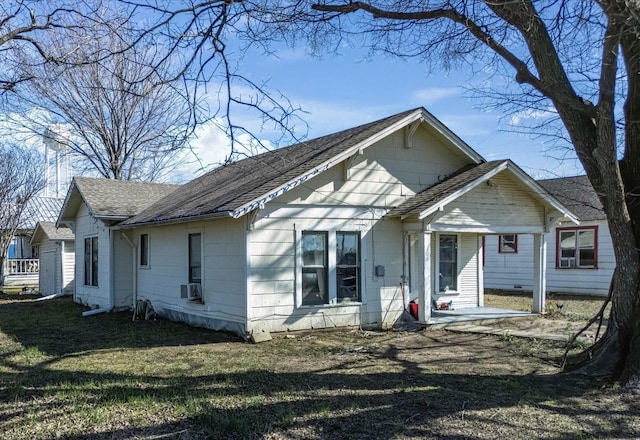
483;175;614;296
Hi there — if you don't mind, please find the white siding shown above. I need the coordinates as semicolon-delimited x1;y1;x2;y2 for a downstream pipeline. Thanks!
135;219;247;333
275;128;470;209
248;213;406;333
73;202;112;309
38;240;58;296
433;173;545;231
483;220;615;296
431;233;480;309
61;241;75;294
112;232;133;308
242;130;481;333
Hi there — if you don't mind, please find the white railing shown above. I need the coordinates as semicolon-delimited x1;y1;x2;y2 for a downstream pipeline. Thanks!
7;259;39;276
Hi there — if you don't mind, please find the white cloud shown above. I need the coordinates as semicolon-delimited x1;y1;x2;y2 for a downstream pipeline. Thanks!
411;87;462;106
509;108;556;125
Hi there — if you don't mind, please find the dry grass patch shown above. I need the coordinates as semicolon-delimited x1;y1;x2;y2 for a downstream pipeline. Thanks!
0;293;636;439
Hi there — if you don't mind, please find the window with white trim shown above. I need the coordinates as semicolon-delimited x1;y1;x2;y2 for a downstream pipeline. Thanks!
188;233;202;283
139;234;149;267
299;230;362;306
84;236;98;286
498;234;518;253
556;226;597;268
438;234;458;292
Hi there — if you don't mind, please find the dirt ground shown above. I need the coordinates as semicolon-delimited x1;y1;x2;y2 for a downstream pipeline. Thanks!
1;292;634;440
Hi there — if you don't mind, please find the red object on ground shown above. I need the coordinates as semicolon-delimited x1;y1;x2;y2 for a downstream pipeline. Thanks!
409;302;419;320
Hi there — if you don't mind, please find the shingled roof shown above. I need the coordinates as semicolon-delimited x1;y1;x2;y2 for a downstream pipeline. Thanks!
121;107;483;227
31;221;74;244
58;177;179;225
386;161;507;219
538;175;605;221
386;159;578;222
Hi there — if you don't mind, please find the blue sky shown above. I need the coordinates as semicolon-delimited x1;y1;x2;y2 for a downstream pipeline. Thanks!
190;43;585;180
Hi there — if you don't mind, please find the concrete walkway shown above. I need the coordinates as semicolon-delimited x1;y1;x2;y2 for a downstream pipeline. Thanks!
442;323;576;342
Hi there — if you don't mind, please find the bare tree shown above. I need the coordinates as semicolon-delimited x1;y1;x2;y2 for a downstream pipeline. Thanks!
0;143;44;283
0;2;118;97
257;0;639;389
11;23;201;181
117;0;307;161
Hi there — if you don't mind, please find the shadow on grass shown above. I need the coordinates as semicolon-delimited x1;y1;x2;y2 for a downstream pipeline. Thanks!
0;295;240;357
0;295;637;439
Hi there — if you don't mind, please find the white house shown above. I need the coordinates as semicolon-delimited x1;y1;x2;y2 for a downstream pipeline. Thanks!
82;107;576;338
483;175;614;296
2;196;64;288
31;221;75;296
57;178;179;311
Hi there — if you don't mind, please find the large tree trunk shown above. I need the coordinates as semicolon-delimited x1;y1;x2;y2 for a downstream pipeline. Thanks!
563;2;640;389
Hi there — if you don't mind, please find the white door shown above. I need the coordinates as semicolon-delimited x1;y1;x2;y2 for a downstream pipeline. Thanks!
39;250;58;295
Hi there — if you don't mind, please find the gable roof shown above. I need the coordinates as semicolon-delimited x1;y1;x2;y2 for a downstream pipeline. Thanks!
538;175;605;221
386;160;579;223
57;177;179;226
121;107;485;228
31;221;74;244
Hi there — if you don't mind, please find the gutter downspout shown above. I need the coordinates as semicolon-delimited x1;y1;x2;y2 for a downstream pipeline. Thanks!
82;305;112;317
120;232;137;319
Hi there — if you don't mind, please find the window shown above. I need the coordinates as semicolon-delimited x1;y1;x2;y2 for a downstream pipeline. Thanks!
301;232;328;305
84;237;98;286
188;233;202;283
336;232;361;302
556;226;597;268
299;230;362;306
140;234;149;267
498;234;518;253
438;234;458;292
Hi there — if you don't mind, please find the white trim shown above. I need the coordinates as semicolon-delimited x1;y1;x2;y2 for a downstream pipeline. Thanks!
232;108;485;219
260;205;388;221
435;232;461;294
294;223;367;308
186;229;204;294
418;161;579;224
245;227;252;330
138;233;150;268
427;224;546;234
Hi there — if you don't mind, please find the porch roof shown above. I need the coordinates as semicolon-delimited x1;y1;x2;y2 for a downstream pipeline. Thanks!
386;159;578;223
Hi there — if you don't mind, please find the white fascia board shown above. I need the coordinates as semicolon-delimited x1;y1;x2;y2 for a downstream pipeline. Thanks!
232;108;485;219
419;108;485;164
56;181;81;228
116;210;233;229
418;161;509;220
504;162;580;224
428;223;546;234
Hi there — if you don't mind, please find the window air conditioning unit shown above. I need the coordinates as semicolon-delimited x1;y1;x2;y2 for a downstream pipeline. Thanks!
180;283;202;300
559;257;576;268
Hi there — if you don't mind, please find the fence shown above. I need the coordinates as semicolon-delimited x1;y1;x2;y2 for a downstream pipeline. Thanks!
7;258;39;276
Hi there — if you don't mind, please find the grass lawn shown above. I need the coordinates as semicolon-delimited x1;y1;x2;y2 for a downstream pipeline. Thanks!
0;293;637;439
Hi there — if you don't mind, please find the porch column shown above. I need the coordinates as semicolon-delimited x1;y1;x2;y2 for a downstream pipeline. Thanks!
532;233;547;313
419;231;432;322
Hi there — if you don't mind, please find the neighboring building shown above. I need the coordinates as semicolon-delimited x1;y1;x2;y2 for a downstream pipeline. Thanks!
483;175;614;296
2;196;64;288
55;107;574;338
57;178;179;310
31;221;75;296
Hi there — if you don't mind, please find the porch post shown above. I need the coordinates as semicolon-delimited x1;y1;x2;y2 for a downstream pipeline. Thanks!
532;233;547;313
419;231;432;322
